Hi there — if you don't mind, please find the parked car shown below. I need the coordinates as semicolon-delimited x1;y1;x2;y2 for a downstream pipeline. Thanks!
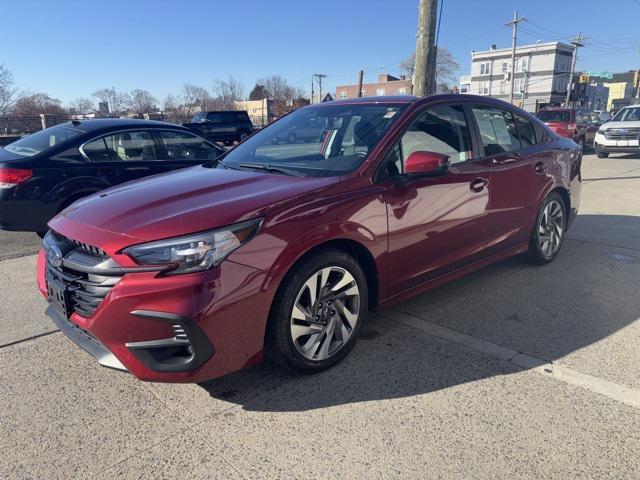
536;107;599;150
0;119;224;234
593;104;640;158
38;94;581;383
183;110;254;146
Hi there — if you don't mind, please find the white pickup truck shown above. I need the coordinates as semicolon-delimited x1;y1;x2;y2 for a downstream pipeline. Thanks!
594;105;640;158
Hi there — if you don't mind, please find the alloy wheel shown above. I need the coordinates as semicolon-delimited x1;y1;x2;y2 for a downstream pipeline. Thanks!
538;199;564;257
290;266;360;361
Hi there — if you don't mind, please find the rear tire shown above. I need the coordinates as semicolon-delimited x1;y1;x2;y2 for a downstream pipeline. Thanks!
525;192;566;265
596;150;609;158
266;248;368;374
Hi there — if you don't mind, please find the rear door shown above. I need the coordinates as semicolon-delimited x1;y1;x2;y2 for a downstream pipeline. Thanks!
80;129;170;187
469;104;550;254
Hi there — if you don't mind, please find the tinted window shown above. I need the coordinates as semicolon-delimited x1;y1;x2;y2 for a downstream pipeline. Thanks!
157;130;220;161
514;114;536;148
5;124;83;157
471;106;520;154
83;131;157;162
221;104;406;177
537;110;571;123
533;121;548;144
401;104;473;167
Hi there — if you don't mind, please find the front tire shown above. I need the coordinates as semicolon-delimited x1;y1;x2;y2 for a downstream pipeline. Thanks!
596;149;609;158
266;248;368;373
525;192;566;265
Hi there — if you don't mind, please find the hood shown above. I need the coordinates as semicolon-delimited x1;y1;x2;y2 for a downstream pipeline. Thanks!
599;121;640;131
61;165;338;241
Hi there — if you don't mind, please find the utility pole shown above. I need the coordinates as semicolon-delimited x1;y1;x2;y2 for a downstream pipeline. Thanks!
413;0;438;96
566;33;585;106
507;11;526;104
311;75;314;104
357;70;364;98
313;73;327;102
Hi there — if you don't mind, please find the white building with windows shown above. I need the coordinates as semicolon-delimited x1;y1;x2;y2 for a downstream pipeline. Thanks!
463;42;575;112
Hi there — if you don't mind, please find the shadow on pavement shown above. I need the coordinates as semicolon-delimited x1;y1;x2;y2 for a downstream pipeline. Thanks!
193;214;639;411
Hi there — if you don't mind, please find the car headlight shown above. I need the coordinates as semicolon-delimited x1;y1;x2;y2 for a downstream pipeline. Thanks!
597;127;606;134
123;218;262;274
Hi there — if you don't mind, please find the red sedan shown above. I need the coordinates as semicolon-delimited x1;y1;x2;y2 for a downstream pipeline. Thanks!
38;94;581;382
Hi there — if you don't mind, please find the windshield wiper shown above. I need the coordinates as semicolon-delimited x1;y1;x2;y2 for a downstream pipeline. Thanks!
237;163;304;177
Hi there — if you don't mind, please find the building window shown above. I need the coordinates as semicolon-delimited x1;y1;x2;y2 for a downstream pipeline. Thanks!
479;81;489;95
480;62;491;75
339;91;347;99
499;81;506;94
376;88;385;96
361;89;366;96
501;62;508;74
397;88;407;95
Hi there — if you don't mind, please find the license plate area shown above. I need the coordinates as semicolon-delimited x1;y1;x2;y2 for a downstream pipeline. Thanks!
47;276;71;319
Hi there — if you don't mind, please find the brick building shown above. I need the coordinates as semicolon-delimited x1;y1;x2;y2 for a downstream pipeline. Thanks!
335;74;412;100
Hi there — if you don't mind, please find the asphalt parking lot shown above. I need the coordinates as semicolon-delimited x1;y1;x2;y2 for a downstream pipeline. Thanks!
1;153;639;479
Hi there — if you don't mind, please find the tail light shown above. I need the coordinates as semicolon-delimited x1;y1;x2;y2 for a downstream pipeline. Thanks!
0;168;33;189
566;122;577;134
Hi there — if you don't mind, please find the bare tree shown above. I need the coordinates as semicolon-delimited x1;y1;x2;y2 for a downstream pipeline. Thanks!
400;47;460;89
69;97;95;116
212;76;245;110
0;64;21;115
182;84;211;112
130;89;158;117
92;87;131;117
13;93;66;117
258;75;305;117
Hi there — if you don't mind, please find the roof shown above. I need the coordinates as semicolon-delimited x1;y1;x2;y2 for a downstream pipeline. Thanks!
472;41;573;58
60;118;180;133
325;95;419;105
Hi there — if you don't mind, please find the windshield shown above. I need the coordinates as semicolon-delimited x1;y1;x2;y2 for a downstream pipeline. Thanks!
5;124;83;157
537;110;571;123
612;107;640;122
192;112;207;122
220;103;407;176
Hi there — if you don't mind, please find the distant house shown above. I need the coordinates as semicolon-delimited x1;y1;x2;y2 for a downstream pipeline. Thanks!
234;99;273;127
464;41;575;112
336;74;412;100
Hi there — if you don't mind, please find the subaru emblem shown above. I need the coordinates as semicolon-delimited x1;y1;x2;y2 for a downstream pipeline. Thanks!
47;245;63;268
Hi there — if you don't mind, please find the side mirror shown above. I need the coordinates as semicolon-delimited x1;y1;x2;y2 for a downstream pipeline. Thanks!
405;151;449;175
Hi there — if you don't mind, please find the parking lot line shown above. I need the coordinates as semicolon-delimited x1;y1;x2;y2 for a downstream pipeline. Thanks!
386;309;640;410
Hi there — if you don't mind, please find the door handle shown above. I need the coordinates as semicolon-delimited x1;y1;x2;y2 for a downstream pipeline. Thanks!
534;161;546;174
470;177;489;192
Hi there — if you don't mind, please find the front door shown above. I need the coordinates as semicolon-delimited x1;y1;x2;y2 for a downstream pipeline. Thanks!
381;103;492;296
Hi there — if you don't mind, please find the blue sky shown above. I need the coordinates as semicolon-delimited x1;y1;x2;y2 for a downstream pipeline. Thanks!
2;0;639;105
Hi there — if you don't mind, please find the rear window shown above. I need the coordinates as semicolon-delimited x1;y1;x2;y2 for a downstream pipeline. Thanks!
537;110;571;123
5;124;83;157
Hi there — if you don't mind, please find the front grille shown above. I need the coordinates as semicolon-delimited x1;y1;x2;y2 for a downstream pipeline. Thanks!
45;231;122;318
605;128;640;140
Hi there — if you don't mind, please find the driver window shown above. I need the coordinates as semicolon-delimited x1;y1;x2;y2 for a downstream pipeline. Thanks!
399;103;473;170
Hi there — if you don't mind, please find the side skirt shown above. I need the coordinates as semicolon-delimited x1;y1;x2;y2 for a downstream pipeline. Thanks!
378;242;529;309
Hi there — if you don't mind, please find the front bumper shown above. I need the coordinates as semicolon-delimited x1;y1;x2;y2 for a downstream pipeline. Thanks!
38;228;275;383
594;133;640;154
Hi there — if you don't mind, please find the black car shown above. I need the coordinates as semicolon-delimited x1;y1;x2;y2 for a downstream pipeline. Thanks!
183;111;254;146
0;118;224;234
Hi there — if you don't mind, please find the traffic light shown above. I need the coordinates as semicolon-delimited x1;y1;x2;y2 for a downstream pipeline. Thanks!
579;73;589;83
